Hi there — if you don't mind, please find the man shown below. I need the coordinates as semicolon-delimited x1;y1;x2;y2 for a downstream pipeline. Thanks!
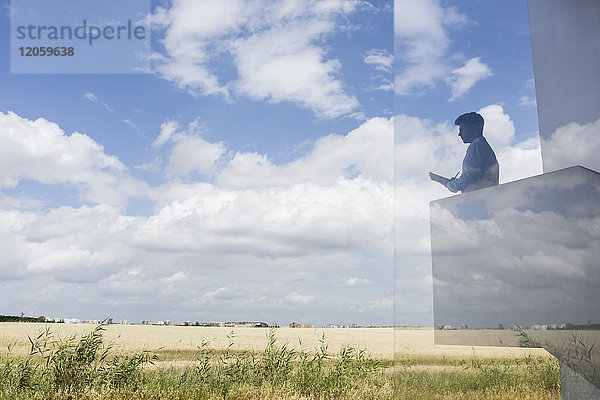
430;112;499;193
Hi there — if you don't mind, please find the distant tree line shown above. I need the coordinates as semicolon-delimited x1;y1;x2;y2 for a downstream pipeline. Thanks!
0;315;48;323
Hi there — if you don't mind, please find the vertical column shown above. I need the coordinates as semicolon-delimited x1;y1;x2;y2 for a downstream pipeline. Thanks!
528;0;600;173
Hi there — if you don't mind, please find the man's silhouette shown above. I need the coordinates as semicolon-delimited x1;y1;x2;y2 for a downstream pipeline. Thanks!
430;112;499;193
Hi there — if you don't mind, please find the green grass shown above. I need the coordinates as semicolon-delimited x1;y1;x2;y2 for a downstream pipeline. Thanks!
0;324;561;399
394;354;560;399
517;326;600;389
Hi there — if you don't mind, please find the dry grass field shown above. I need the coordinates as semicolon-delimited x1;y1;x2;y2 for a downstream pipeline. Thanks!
1;323;551;360
0;323;561;399
394;327;550;359
1;323;395;361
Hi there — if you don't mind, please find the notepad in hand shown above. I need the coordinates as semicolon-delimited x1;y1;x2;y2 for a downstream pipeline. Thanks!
429;172;450;186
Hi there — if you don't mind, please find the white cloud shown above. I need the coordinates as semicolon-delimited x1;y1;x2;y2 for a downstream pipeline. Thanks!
163;271;186;283
134;157;163;172
0;112;394;325
122;119;136;129
232;20;360;118
525;78;535;89
157;119;227;178
395;2;491;100
203;286;236;300
364;49;393;73
166;135;226;178
216;117;393;188
519;96;537;107
136;178;392;257
153;120;179;148
122;119;145;138
0;106;548;326
283;291;315;305
364;48;394;91
0;193;44;210
151;0;361;118
394;0;467;95
0;111;147;206
478;104;515;148
496;136;543;183
447;57;492;101
343;277;372;287
541;117;600;172
83;92;113;112
27;245;103;273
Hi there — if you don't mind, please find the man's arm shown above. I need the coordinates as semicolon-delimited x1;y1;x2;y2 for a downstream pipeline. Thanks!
446;141;485;192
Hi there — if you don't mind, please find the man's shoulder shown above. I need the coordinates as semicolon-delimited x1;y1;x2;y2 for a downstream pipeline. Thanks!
471;136;488;145
471;136;495;151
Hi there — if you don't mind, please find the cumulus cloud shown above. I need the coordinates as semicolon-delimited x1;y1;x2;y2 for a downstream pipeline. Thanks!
232;18;360;118
395;2;492;100
0;111;147;206
0;106;546;326
0;112;394;325
152;118;227;178
394;0;467;95
166;135;226;178
342;277;372;287
283;291;315;305
136;178;392;257
447;57;492;101
151;0;361;118
541;117;600;172
216;117;393;188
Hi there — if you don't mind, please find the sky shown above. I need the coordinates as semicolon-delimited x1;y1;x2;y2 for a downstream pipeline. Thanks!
0;0;546;327
394;0;543;326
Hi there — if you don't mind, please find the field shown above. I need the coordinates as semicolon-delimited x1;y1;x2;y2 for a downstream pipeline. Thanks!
0;323;560;399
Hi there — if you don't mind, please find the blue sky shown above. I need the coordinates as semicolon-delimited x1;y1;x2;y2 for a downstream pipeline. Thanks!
0;0;544;327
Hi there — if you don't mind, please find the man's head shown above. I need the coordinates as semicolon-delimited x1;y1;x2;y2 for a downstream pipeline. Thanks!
455;112;484;143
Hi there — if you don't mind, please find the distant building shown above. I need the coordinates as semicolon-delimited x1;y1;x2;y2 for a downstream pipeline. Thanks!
289;322;313;328
142;320;150;325
119;320;129;325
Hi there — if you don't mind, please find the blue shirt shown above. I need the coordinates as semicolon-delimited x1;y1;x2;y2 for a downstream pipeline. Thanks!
446;136;499;193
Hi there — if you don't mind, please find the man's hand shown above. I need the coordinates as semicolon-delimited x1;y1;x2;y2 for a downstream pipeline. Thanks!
429;172;450;186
